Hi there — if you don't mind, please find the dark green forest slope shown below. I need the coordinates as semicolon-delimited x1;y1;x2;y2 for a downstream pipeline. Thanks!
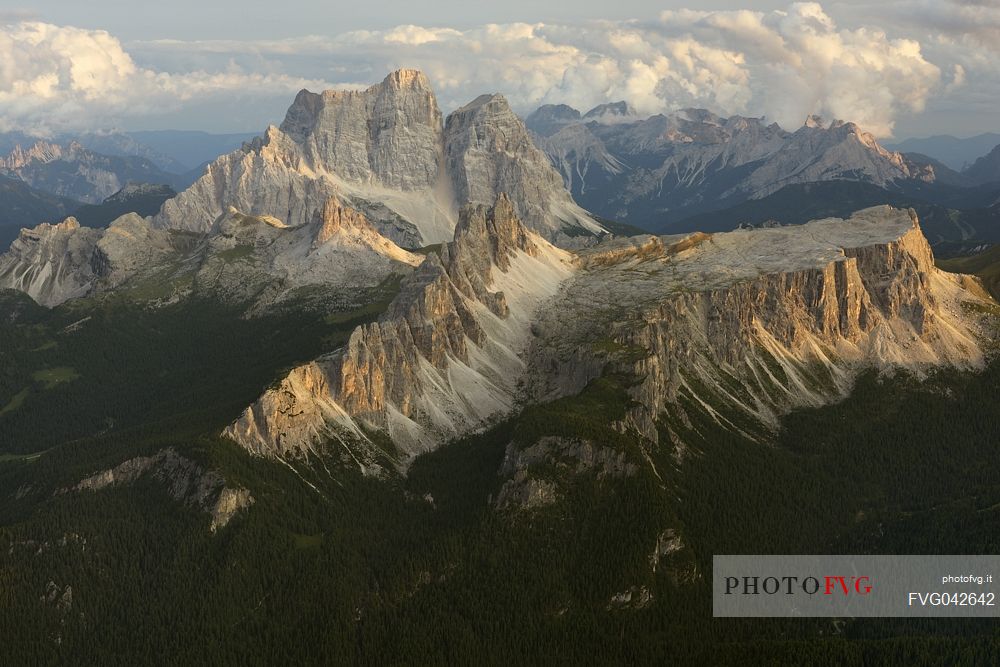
2;291;1000;665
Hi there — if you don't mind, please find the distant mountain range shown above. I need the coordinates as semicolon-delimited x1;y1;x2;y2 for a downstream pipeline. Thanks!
0;130;255;239
0;176;80;249
0;129;257;175
0;139;187;204
886;133;1000;171
524;102;1000;241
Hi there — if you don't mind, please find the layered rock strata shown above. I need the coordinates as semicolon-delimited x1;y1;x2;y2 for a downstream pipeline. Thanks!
224;193;577;459
156;70;604;247
526;206;991;446
225;205;993;464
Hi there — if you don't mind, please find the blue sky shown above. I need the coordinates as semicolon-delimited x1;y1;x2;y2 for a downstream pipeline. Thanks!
1;1;997;139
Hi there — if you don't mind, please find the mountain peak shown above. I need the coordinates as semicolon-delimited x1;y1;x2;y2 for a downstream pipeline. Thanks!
1;140;64;169
224;194;577;457
584;101;636;121
454;93;510;115
450;192;537;273
445;94;604;241
57;216;81;231
312;195;382;246
273;67;444;192
803;114;827;129
158;69;603;246
383;68;431;90
524;104;582;137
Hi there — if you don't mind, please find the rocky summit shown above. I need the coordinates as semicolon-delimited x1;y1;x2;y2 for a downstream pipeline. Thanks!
156;69;603;248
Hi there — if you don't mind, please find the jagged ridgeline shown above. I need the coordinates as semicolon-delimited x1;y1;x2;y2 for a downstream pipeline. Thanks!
226;199;995;470
2;68;1000;664
526;103;975;231
0;69;605;309
156;69;604;248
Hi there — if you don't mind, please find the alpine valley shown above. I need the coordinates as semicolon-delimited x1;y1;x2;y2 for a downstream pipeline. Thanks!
3;69;1000;665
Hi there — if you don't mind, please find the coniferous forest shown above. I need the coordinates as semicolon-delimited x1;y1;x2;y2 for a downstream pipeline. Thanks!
2;290;1000;666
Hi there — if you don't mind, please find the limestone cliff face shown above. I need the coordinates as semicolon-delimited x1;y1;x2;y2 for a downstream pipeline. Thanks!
66;448;253;532
194;197;422;311
225;205;992;465
280;69;444;191
156;70;604;247
155;126;368;237
224;194;577;458
90;213;178;289
444;94;605;243
155;71;446;247
0;211;179;306
525;207;990;446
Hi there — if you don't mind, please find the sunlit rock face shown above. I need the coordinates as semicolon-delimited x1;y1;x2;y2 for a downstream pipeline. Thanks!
525;206;990;446
224;193;578;460
444;93;604;245
156;69;606;249
0;218;102;306
224;203;993;468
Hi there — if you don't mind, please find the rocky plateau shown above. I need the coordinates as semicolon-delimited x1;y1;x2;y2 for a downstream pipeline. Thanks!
223;199;995;469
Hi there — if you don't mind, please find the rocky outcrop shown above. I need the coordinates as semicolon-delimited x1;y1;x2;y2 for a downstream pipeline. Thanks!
494;436;638;511
67;448;253;532
192;197;422;311
157;70;605;247
224;194;577;459
0;196;421;310
0;218;101;306
525;206;992;447
0;212;179;306
90;213;178;288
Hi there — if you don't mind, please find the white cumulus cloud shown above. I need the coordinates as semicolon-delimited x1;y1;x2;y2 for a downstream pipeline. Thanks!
0;3;974;137
0;21;332;134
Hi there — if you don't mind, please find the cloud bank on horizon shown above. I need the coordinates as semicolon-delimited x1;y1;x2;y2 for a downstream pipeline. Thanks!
0;1;994;138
